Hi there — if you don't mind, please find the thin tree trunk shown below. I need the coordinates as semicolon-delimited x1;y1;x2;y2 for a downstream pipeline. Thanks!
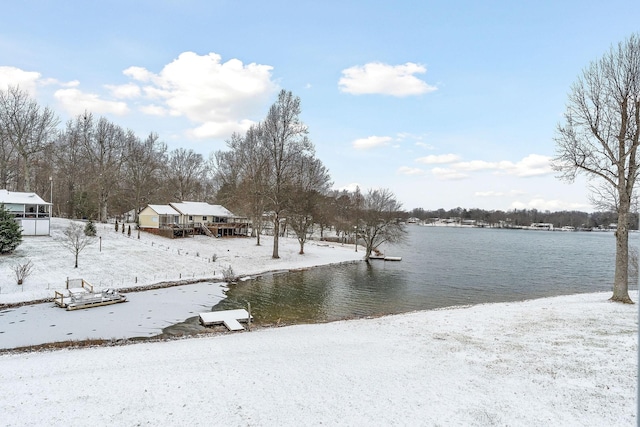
272;214;280;259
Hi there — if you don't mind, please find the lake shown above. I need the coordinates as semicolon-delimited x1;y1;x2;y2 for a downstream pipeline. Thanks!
1;226;636;349
213;226;637;325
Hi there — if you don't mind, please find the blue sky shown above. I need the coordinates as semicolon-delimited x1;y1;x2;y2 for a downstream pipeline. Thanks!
1;1;639;212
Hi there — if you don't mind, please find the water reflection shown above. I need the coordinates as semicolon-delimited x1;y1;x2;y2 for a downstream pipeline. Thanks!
214;227;631;326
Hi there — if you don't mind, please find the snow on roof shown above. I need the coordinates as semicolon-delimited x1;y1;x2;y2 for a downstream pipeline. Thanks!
169;201;235;217
0;189;51;205
146;204;180;215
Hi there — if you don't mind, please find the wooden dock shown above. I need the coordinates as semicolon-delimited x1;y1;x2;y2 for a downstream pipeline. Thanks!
199;309;253;331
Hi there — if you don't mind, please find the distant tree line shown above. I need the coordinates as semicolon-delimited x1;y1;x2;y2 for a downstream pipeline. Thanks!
403;207;637;230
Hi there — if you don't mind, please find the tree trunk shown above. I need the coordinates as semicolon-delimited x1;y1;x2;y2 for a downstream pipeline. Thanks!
612;206;633;303
272;214;280;259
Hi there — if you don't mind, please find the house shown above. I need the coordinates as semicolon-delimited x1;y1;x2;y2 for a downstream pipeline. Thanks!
0;189;52;236
138;201;249;238
138;204;181;229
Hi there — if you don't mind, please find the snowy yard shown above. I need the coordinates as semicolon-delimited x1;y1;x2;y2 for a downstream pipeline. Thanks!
0;292;636;426
0;218;362;305
0;218;636;425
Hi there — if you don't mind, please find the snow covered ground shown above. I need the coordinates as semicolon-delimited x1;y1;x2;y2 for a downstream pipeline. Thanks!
0;292;636;426
0;218;637;425
0;217;362;305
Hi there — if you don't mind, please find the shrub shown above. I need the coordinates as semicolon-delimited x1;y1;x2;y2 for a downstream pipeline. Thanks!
222;265;237;283
13;260;33;285
84;220;97;236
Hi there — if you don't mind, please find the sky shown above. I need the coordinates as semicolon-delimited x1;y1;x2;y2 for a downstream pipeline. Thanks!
0;1;639;212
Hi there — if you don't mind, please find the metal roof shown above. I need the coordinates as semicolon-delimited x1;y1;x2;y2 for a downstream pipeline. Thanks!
0;189;51;205
169;201;235;217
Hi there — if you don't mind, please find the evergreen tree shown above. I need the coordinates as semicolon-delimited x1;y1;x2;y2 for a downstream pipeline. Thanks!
0;205;22;254
84;220;97;237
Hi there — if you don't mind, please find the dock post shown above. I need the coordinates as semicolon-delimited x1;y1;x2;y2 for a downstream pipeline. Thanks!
247;301;251;331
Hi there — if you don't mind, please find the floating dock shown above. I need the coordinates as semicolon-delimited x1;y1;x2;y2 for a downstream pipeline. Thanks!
369;255;402;261
54;279;127;310
199;309;253;331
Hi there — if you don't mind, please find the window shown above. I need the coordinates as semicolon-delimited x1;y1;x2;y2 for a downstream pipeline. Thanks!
203;216;207;221
188;216;193;221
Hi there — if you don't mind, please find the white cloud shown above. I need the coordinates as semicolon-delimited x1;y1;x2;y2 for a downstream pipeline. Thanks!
123;51;278;138
499;154;553;177
422;154;553;179
510;198;590;211
123;66;154;82
475;190;526;197
431;167;468;180
397;166;425;176
339;62;437;97
139;104;169;116
416;154;460;165
54;88;129;116
106;83;141;99
188;118;255;140
415;142;434;149
0;66;41;94
335;183;362;193
353;135;393;150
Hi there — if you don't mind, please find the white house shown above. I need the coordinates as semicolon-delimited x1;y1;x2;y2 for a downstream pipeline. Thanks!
0;189;52;236
138;201;249;238
138;204;181;229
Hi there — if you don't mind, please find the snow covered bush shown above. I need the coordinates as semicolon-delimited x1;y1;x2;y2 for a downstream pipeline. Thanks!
84;220;97;236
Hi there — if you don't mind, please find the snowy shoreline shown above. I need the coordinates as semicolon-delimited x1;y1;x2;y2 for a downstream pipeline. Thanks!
0;291;636;426
1;219;637;425
0;217;364;305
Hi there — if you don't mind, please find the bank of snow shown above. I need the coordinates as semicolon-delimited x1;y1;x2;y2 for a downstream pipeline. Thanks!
0;292;636;426
0;218;363;305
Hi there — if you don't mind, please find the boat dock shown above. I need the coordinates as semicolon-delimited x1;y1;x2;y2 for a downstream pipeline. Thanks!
369;255;402;261
54;278;127;310
199;309;253;331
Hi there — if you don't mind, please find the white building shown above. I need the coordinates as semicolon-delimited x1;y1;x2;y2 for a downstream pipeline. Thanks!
0;190;51;236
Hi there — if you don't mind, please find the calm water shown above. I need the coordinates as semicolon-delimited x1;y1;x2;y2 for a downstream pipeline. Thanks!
214;226;638;325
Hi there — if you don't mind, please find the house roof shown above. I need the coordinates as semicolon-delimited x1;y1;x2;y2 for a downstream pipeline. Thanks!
147;204;180;215
0;189;51;205
169;201;235;217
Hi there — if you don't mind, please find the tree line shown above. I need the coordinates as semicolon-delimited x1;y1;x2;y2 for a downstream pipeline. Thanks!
404;207;634;230
0;86;406;259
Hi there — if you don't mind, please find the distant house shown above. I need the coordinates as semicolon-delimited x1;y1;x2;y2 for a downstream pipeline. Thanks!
138;201;249;238
0;189;51;236
138;204;181;229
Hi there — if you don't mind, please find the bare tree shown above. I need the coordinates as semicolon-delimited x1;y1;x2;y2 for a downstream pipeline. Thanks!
553;34;640;303
357;188;407;261
54;117;91;218
60;221;95;268
214;126;272;246
165;148;206;201
79;114;128;222
0;131;17;190
123;132;167;220
0;86;58;192
288;154;331;254
261;90;314;258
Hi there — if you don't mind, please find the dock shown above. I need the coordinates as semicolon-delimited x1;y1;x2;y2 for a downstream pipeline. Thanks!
199;309;253;331
369;255;402;261
54;288;127;310
54;278;126;310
